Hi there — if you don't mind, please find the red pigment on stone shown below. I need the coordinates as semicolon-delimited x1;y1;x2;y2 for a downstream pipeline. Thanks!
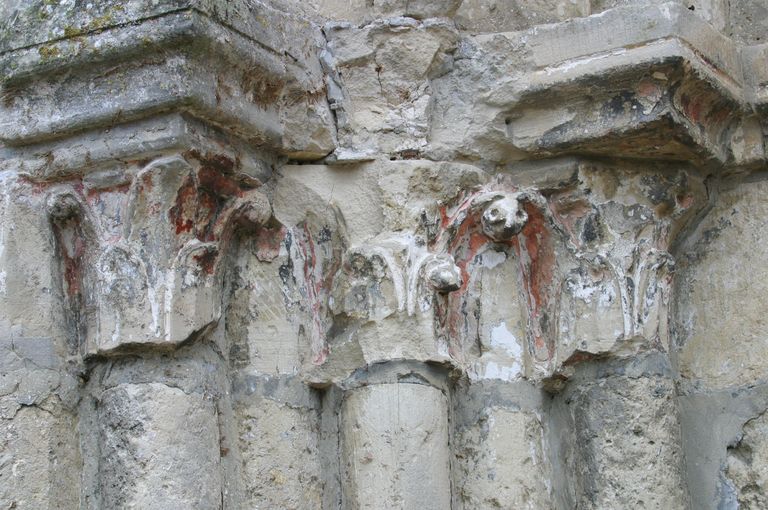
169;177;198;235
193;248;218;275
515;202;557;361
255;225;287;262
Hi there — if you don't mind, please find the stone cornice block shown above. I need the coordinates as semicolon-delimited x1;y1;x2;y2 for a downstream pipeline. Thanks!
505;2;746;163
0;0;336;159
0;113;275;182
437;2;767;167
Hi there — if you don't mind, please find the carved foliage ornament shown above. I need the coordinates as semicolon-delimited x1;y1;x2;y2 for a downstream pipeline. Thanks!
47;153;271;356
326;164;704;382
435;167;705;380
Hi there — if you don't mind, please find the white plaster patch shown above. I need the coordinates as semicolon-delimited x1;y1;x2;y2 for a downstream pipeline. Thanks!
490;322;522;357
570;280;598;302
482;360;521;381
482;250;507;269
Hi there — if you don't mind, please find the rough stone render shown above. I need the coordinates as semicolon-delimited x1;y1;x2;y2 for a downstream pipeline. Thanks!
1;0;768;508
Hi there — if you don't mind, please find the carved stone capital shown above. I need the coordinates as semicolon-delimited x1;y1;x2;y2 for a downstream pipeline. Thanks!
431;158;707;382
330;233;464;323
47;154;270;356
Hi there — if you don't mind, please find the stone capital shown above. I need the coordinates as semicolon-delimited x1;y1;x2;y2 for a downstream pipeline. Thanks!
46;153;271;356
431;157;707;382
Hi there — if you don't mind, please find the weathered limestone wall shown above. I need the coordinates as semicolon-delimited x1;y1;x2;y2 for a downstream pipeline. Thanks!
2;1;768;509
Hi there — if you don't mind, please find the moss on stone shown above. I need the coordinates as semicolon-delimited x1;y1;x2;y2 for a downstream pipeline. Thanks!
63;26;82;38
38;44;60;60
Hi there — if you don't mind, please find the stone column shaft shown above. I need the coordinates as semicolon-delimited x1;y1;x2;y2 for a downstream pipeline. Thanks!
336;363;451;510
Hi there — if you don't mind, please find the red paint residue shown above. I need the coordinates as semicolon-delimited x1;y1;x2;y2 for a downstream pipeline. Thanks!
196;190;220;242
706;104;731;126
514;202;557;362
439;205;450;231
432;187;528;360
52;218;87;298
193;248;218;275
64;236;86;296
198;166;243;198
169;176;199;235
432;191;478;249
676;192;694;210
637;79;661;99
17;175;48;196
85;183;130;206
438;204;493;358
171;164;251;242
548;194;591;248
295;225;328;365
255;225;287;262
184;150;237;174
679;93;703;124
562;350;597;367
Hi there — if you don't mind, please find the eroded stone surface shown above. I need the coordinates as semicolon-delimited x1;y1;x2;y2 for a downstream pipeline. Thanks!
452;380;552;509
340;383;451;510
97;383;222;509
552;363;690;509
726;411;768;509
236;390;323;509
675;179;768;391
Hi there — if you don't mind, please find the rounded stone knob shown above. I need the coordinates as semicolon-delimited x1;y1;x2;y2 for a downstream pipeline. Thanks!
481;195;528;241
425;256;463;293
47;193;82;221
